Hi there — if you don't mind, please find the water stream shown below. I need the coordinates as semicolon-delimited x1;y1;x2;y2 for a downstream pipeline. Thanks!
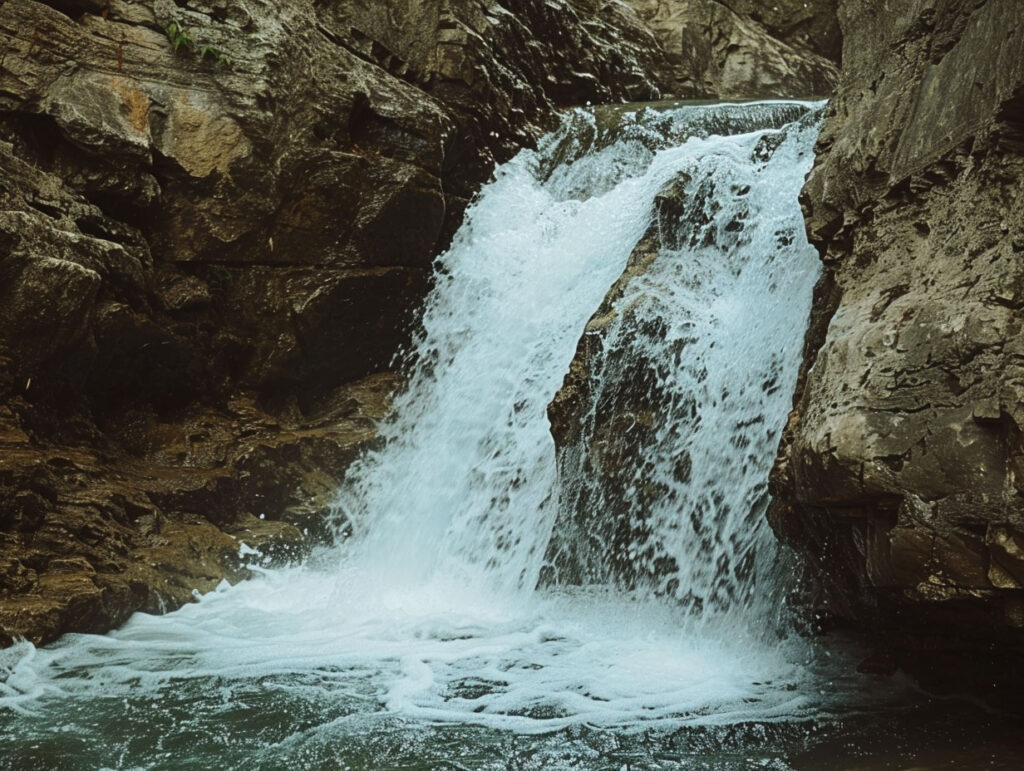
1;101;1010;770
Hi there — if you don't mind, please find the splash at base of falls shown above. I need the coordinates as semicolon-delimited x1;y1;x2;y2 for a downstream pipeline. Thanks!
1;565;850;727
0;101;936;770
0;560;911;769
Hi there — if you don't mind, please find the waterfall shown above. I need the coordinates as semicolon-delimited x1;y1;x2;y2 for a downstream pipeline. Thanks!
545;108;823;637
335;101;822;629
339;99;819;602
0;102;886;768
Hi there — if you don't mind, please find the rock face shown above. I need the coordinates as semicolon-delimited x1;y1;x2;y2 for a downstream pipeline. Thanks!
0;0;841;646
547;178;683;589
0;376;395;646
547;102;819;594
625;0;840;98
0;0;673;645
770;0;1024;704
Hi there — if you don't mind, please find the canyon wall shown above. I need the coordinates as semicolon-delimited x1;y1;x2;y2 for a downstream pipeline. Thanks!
0;0;672;644
627;0;839;98
769;0;1024;704
0;0;840;645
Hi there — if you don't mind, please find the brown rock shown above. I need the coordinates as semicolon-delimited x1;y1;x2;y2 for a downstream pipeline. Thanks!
770;0;1024;706
626;0;840;98
0;0;674;645
0;374;394;645
725;0;842;60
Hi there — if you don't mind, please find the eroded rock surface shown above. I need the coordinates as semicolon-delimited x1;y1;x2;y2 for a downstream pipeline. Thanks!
0;0;669;645
626;0;840;98
547;103;820;598
770;0;1024;704
0;0;843;646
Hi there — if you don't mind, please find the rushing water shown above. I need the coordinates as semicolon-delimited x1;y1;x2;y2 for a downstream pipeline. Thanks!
1;102;1013;770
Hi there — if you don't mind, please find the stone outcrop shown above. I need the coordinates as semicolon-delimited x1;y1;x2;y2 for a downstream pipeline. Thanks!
770;0;1024;705
546;177;683;589
0;0;672;645
626;0;840;98
722;0;842;62
0;0;841;646
0;375;395;645
547;102;819;593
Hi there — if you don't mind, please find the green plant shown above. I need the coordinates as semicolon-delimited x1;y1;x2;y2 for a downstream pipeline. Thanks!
165;20;231;66
198;45;230;65
165;21;195;54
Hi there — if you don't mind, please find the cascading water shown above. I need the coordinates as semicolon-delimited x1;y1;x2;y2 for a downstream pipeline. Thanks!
545;110;821;633
336;101;819;618
0;101;918;770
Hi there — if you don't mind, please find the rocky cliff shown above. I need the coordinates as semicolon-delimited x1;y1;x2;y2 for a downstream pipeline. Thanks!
0;0;674;645
0;0;842;646
626;0;840;98
769;0;1024;704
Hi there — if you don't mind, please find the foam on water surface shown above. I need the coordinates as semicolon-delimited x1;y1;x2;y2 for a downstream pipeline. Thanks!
0;564;853;727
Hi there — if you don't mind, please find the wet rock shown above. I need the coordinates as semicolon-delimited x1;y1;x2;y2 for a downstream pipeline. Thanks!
0;374;394;645
547;219;672;588
0;0;844;644
770;0;1024;706
548;103;820;594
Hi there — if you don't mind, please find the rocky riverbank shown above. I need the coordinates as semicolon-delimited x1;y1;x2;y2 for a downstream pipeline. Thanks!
0;0;839;645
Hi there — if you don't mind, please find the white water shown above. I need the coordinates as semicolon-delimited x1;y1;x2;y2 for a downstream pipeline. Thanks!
0;103;895;765
547;109;825;631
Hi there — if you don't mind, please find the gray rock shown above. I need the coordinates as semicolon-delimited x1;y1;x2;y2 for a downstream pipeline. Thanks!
626;0;840;98
770;0;1024;706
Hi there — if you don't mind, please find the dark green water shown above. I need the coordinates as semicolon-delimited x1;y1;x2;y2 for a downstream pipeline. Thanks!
4;688;1022;770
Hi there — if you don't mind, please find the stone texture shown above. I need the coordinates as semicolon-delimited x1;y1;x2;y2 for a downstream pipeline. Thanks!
547;186;671;587
626;0;840;98
547;102;818;591
770;0;1024;705
0;0;669;645
723;0;842;61
0;373;396;645
0;0;843;646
